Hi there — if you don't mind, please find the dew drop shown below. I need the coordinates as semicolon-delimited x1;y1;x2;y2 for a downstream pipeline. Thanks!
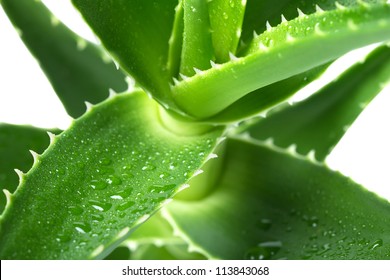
117;201;135;211
90;180;108;190
73;221;92;233
106;175;122;186
99;158;112;166
88;200;112;212
91;214;104;222
257;218;272;231
142;164;156;171
370;239;383;250
244;241;282;260
68;205;83;215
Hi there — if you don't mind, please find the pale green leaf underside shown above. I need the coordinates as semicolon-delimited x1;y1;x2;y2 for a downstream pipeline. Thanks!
164;138;390;259
0;124;60;213
248;44;390;161
172;3;390;119
1;0;127;118
0;91;223;259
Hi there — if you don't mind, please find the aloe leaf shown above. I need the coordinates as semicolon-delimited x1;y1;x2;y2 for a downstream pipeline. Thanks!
180;0;214;77
247;44;390;161
71;0;178;109
0;90;223;259
240;0;387;45
208;0;246;63
205;62;331;123
0;124;60;213
1;0;127;118
163;138;390;259
172;3;390;119
167;1;184;79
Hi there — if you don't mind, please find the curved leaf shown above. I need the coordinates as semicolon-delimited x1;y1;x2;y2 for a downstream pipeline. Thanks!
172;3;390;119
180;0;214;77
163;138;390;259
0;91;223;259
247;44;390;161
1;0;127;118
0;124;60;213
208;0;246;63
205;62;331;123
71;0;178;109
240;0;387;45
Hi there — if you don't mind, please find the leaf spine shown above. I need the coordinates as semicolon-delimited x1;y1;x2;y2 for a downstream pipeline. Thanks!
281;14;287;23
315;5;325;13
179;73;189;80
47;131;56;145
335;1;347;10
3;189;12;208
266;21;272;31
193;67;203;74
84;101;93;112
29;150;40;164
297;8;306;17
229;52;239;61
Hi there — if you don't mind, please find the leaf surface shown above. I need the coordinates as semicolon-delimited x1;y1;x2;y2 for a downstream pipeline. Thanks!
1;0;127;118
0;91;223;259
247;45;390;160
172;3;390;118
0;124;60;212
72;0;178;109
164;138;390;259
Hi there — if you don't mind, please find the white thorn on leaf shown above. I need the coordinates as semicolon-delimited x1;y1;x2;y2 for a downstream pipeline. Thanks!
193;67;202;74
85;101;93;111
335;1;346;10
229;52;239;61
15;27;23;37
108;88;117;98
259;42;269;51
287;144;297;154
125;76;136;91
179;73;189;80
253;30;259;38
113;60;120;70
266;21;272;31
315;5;325;13
14;169;24;182
3;189;12;207
29;150;40;163
210;60;220;69
207;153;218;161
173;77;180;85
307;150;317;162
90;245;104;259
297;8;306;17
264;138;274;146
281;14;287;23
47;131;56;144
116;227;130;239
193;170;204;177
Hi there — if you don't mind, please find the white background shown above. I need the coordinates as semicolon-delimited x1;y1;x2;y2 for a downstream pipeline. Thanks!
0;1;389;201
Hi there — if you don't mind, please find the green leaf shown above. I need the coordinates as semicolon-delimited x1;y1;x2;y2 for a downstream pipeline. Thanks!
205;62;331;123
1;0;127;118
0;90;223;259
71;0;178;109
180;0;214;77
167;1;184;79
247;44;390;161
208;0;246;63
164;138;390;259
240;0;387;46
0;124;60;213
172;3;390;119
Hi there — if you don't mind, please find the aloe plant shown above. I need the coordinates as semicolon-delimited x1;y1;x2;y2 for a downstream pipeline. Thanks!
1;0;390;260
